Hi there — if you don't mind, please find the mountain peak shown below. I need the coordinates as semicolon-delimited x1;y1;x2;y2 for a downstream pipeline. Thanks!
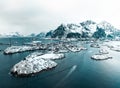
80;20;96;26
46;20;120;39
97;21;115;31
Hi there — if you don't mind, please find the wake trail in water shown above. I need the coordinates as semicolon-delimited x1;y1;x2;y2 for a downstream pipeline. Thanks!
64;65;77;79
54;65;77;88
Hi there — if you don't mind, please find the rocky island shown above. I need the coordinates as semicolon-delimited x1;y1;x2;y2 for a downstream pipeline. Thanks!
11;53;65;76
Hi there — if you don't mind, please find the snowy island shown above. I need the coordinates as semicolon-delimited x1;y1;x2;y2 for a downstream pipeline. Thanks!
65;44;87;52
11;53;65;76
91;54;112;60
4;45;46;54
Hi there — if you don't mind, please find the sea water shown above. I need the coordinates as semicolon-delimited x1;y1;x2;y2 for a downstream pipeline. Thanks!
0;38;120;88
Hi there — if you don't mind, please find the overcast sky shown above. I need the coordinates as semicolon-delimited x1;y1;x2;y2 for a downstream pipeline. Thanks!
0;0;120;35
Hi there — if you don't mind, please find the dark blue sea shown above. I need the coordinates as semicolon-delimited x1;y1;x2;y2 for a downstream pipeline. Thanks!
0;38;120;88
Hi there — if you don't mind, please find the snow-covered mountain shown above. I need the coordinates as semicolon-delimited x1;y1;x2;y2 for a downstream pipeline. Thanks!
27;32;46;38
0;20;119;39
0;32;24;38
27;33;37;37
36;32;46;38
0;32;46;38
46;20;120;39
46;30;53;38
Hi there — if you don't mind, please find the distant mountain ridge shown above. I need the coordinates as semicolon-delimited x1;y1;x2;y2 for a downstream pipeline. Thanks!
28;32;46;38
0;32;24;38
47;20;120;39
0;32;46;38
0;20;120;39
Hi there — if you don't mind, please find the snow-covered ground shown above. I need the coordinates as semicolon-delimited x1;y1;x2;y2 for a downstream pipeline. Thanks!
99;46;109;54
110;47;120;52
91;41;120;60
4;45;42;54
26;52;65;60
99;49;109;54
37;53;65;60
11;58;57;76
65;44;87;52
52;43;69;53
25;52;43;60
91;44;111;60
103;41;120;52
11;53;65;76
91;54;112;60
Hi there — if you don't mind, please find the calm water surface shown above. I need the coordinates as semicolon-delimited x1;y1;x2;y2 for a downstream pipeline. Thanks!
0;38;120;88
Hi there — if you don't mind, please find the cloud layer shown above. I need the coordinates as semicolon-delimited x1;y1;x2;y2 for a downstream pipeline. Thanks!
0;0;120;35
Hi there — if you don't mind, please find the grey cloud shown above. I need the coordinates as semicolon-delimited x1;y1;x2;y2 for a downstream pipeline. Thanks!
0;0;120;35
